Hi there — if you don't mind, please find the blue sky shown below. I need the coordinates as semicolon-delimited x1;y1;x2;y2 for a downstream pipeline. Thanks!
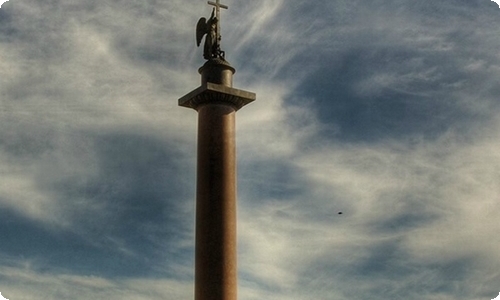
1;0;500;299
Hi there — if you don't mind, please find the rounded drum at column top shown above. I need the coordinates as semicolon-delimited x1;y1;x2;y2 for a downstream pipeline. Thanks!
199;58;236;87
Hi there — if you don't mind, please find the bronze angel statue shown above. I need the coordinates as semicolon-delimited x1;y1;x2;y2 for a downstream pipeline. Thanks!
196;8;224;60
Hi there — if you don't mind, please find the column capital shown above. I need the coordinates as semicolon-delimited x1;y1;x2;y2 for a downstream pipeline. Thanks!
179;82;256;111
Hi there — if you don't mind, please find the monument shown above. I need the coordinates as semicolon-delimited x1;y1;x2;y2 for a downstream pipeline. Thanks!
179;1;256;300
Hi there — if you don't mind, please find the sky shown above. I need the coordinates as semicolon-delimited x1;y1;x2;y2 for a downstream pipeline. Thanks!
1;0;500;299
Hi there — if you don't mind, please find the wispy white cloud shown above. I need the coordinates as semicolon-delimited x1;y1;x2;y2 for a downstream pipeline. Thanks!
0;265;193;300
237;114;500;298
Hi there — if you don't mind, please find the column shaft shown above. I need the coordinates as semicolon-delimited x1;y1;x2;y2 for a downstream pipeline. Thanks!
195;103;237;300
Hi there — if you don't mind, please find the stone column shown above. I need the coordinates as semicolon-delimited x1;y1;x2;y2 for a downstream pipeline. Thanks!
179;59;255;300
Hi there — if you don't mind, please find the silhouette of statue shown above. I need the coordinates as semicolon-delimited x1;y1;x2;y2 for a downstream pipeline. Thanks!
196;8;224;60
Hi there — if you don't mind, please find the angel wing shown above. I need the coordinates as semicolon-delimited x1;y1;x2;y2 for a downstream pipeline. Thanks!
196;17;208;47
